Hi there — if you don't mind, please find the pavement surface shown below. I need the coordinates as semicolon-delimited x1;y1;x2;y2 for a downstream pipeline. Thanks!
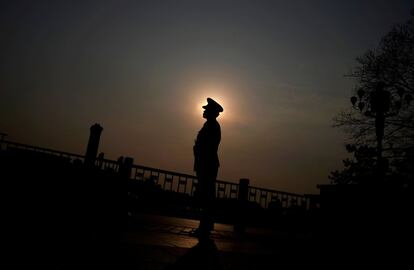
119;213;314;270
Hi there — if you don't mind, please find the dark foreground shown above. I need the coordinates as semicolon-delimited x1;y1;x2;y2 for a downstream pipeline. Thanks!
5;210;412;269
2;147;412;269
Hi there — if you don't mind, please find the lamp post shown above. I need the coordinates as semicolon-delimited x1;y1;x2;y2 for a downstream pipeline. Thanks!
351;82;412;181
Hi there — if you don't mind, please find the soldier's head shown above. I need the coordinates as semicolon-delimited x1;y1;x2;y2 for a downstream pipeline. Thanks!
202;98;223;120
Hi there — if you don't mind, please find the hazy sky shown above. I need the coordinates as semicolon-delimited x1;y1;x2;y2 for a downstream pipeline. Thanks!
1;0;412;194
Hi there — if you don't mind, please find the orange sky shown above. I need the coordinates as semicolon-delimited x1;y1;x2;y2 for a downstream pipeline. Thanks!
1;1;412;194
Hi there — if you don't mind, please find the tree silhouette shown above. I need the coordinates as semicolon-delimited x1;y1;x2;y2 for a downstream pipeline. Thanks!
332;12;414;185
329;144;378;184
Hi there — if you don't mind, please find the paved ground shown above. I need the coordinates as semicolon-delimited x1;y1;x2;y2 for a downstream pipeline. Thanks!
119;213;314;269
10;211;407;269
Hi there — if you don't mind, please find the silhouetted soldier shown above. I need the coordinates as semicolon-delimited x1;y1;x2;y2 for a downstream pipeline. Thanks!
193;98;223;241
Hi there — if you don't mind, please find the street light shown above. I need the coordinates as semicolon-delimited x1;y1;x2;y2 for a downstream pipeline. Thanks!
350;82;412;180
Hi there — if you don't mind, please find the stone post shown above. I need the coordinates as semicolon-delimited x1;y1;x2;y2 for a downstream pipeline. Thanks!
84;123;103;167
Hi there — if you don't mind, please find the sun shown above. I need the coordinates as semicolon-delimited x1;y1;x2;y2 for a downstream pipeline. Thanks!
188;81;238;123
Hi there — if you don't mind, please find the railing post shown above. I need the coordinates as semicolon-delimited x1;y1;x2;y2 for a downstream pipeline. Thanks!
84;123;103;167
119;157;134;180
234;178;249;234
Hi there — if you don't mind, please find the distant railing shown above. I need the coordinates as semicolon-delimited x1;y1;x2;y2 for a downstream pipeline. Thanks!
96;157;121;172
129;164;308;209
1;140;85;162
248;185;308;209
132;164;199;196
130;164;242;200
0;139;310;209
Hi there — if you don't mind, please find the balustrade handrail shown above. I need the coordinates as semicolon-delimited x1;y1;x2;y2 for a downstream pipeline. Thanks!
249;185;305;198
132;164;198;180
132;164;243;187
1;140;85;159
1;139;309;202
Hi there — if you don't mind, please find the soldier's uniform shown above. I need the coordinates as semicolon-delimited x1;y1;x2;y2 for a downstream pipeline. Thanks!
193;98;223;237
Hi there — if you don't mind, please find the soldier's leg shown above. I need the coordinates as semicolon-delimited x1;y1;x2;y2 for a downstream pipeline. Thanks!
199;169;217;235
197;176;209;234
